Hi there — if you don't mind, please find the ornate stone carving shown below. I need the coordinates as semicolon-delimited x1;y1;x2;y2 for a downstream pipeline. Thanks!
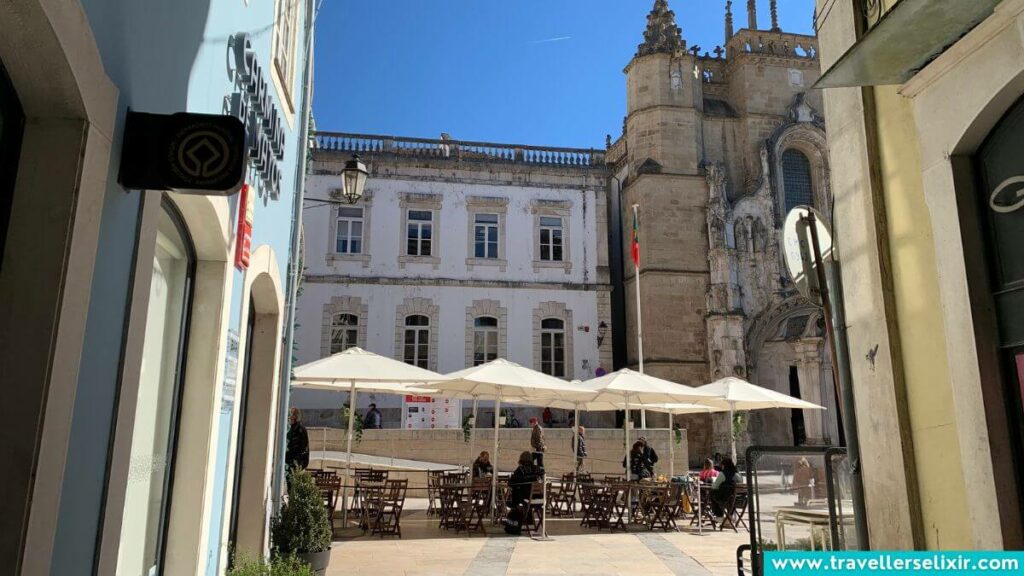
637;0;686;57
787;92;824;124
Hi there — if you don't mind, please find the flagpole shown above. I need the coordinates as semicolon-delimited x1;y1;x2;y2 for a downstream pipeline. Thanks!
632;204;647;430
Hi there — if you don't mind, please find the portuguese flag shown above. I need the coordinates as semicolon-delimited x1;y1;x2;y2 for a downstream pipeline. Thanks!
631;207;640;268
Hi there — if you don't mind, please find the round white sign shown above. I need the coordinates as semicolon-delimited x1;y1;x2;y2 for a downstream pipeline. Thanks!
782;206;833;306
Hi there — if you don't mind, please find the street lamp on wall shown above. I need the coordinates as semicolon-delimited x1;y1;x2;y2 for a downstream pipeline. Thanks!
340;154;368;203
596;321;608;347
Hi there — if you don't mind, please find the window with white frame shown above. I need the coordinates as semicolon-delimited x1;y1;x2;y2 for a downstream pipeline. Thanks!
335;207;363;254
271;0;300;109
403;315;430;369
540;318;566;377
474;213;499;259
330;313;359;354
406;210;433;256
539;216;564;261
473;317;499;366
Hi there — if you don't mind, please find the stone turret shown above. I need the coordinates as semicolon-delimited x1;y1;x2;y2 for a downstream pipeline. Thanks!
747;0;758;30
725;0;734;42
619;0;710;415
625;0;702;174
637;0;685;57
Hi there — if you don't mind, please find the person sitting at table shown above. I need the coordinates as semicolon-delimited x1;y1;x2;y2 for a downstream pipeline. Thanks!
622;441;652;480
710;456;741;519
504;451;541;534
472;451;494;478
638;436;659;477
699;458;719;482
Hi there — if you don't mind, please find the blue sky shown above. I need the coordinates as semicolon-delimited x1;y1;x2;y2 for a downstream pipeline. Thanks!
312;0;816;148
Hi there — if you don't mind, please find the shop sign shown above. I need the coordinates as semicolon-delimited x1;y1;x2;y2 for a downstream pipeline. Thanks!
229;33;286;200
989;175;1024;214
234;184;254;270
118;111;246;194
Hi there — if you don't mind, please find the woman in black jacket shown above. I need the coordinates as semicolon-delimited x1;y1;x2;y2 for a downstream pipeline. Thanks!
623;441;652;480
472;451;494;478
504;451;541;534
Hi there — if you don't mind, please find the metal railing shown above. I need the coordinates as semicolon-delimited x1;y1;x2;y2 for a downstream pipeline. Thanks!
313;131;606;168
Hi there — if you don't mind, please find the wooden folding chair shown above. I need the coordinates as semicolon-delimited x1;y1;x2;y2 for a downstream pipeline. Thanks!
720;487;749;533
371;479;408;538
578;483;602;528
426;470;445;516
646;485;677;532
456;479;491;537
600;484;628;532
548;473;577;518
521;480;546;536
690;484;718;529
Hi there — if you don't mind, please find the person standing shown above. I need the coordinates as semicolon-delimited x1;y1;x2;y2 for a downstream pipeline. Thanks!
573;425;588;472
542;407;553;427
363;402;383;430
639;436;659;477
285;407;309;471
529;417;546;469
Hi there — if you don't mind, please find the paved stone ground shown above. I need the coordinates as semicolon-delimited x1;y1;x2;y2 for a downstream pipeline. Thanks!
327;507;748;576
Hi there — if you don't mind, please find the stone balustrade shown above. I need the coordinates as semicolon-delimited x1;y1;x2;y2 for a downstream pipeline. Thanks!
314;132;606;168
727;29;819;60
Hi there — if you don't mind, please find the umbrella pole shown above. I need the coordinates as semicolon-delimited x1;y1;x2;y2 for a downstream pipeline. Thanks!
624;393;631;524
730;402;736;462
572;405;580;473
469;397;478;465
342;382;357;527
491;390;501;524
669;413;675;480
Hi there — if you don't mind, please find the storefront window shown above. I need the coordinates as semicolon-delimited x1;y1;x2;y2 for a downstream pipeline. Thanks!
0;60;25;275
116;199;194;576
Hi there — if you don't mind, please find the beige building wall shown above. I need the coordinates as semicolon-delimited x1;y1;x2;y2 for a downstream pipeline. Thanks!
815;0;1024;550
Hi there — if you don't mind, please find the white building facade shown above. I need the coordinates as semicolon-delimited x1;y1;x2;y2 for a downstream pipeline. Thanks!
294;134;613;427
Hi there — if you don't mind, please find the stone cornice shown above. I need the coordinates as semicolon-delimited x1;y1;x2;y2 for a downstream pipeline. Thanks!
305;274;612;292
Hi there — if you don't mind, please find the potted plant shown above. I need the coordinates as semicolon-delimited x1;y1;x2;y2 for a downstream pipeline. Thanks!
272;468;332;575
228;554;315;576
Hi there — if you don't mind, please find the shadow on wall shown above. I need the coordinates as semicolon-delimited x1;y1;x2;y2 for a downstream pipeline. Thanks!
92;0;215;112
50;1;214;575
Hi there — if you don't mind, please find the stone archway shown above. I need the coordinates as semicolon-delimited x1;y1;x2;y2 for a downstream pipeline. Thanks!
745;297;834;446
225;245;285;561
0;0;117;573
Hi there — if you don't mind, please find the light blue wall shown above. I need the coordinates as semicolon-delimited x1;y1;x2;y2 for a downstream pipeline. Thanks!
52;0;308;573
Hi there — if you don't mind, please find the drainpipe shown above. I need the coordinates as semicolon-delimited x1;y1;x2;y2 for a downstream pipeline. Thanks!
273;0;316;510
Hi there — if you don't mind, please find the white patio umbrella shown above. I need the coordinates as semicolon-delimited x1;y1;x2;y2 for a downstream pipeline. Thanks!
505;392;626;475
291;347;450;524
579;369;722;523
431;359;594;532
640;403;728;479
694;376;825;461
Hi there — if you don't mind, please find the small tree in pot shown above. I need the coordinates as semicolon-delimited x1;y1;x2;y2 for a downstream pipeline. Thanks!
272;467;332;576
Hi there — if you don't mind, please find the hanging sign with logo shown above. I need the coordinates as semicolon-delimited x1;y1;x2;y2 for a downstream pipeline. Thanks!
229;33;286;200
989;175;1024;214
118;111;246;194
234;184;254;270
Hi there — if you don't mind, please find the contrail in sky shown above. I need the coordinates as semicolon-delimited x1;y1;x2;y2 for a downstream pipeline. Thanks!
528;36;572;44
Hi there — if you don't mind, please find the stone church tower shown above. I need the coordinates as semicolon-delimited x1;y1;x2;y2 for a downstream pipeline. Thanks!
607;0;837;461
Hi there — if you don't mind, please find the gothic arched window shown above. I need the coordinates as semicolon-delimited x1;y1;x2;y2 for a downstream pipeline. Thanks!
781;149;814;213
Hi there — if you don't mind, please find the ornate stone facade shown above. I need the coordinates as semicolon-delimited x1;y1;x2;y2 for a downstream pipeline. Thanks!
609;0;838;462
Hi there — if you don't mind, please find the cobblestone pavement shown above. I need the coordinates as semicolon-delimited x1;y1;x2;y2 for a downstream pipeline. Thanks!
327;508;748;576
